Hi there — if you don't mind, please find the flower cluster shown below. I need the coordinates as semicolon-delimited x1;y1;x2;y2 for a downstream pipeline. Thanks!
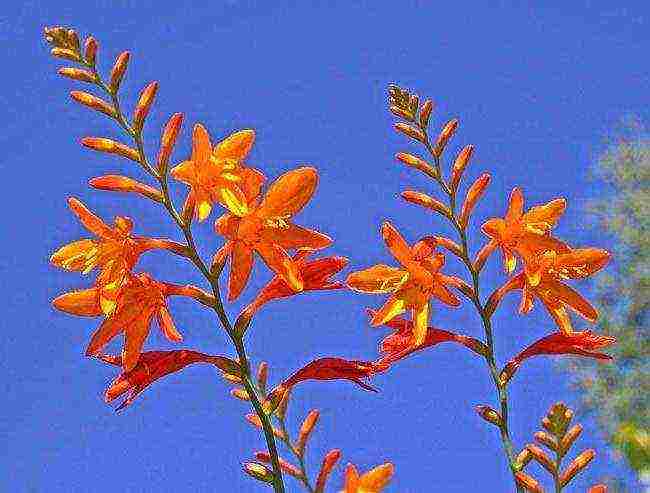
44;26;616;493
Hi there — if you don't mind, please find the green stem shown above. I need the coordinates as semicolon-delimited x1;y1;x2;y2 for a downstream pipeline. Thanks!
81;57;286;493
419;127;522;492
276;414;316;492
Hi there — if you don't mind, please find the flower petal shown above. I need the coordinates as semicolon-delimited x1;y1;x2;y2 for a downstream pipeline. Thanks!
257;167;318;219
169;160;195;183
50;239;97;271
157;305;183;342
371;294;407;326
228;242;254;301
523;197;566;233
122;313;154;371
261;224;332;250
359;463;395;490
67;197;116;239
213;129;255;160
550;280;599;322
505;187;524;223
381;221;412;266
346;264;408;294
52;288;102;316
191;123;211;164
412;302;429;345
256;242;303;292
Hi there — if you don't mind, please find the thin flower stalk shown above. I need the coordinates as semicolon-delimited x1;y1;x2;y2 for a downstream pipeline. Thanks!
57;37;287;492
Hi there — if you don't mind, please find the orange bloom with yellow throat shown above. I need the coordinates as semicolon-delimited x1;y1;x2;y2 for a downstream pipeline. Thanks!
482;187;568;274
342;462;394;493
171;124;262;221
346;222;461;345
50;197;186;315
215;166;332;301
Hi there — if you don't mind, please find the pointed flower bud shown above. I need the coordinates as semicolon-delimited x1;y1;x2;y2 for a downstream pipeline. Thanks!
514;472;543;493
71;91;116;118
451;144;474;191
401;190;450;217
89;175;163;203
296;410;320;456
314;449;341;493
394;122;426;143
109;51;130;93
81;137;140;162
419;99;434;128
432;118;459;156
58;67;96;83
84;36;98;65
133;81;158;132
526;444;556;474
395;152;438;179
157;112;183;174
242;462;275;484
560;449;595;487
459;173;491;229
475;405;503;427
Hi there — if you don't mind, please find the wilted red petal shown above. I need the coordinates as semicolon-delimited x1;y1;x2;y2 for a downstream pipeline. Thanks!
501;330;615;384
101;350;238;410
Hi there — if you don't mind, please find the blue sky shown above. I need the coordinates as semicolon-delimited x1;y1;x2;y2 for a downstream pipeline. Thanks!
2;1;648;491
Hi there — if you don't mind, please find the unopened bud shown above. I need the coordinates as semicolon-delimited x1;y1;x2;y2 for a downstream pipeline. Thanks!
475;405;503;427
560;449;595;487
394;122;426;143
109;51;130;93
242;462;274;484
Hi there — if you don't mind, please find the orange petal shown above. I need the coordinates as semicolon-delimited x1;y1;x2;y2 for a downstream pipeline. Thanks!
122;313;154;371
371;294;407;326
261;223;332;250
157;305;182;342
257;167;318;219
256;242;303;292
346;264;408;293
551;280;599;322
228;242;254;301
52;288;102;316
524;197;566;232
191;123;211;164
381;221;412;266
213;129;255;160
481;217;505;239
67;197;115;239
412;302;429;345
216;183;249;217
240;167;266;203
505;187;524;223
170;160;196;183
538;295;573;334
359;463;394;490
214;212;240;238
344;464;361;492
431;281;461;307
85;300;145;356
50;239;97;271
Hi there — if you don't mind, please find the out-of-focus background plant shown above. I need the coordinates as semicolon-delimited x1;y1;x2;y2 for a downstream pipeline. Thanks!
567;118;650;492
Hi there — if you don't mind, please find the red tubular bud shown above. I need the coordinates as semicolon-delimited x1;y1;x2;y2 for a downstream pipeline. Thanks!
459;173;491;229
451;144;474;191
401;190;450;217
314;449;341;493
84;36;98;65
157;112;184;174
70;91;116;118
432;118;459;156
133;81;159;131
109;51;130;93
296;410;320;456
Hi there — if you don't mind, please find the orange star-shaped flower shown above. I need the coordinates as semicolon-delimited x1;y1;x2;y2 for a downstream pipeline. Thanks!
346;223;461;345
214;166;332;301
54;272;212;371
481;187;569;274
170;124;262;221
488;247;610;333
50;197;186;314
342;463;394;493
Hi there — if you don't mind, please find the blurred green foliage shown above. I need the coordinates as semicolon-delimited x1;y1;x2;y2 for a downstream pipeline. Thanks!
567;118;650;490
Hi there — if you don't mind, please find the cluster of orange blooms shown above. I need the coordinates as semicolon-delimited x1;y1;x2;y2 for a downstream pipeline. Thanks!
45;26;616;492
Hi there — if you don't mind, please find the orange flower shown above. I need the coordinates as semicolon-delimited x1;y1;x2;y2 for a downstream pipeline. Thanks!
243;248;348;314
56;272;212;371
500;330;615;383
98;350;238;411
481;187;569;274
170;124;263;221
489;247;609;333
342;462;394;493
369;311;487;366
214;167;332;301
50;197;186;314
346;223;461;345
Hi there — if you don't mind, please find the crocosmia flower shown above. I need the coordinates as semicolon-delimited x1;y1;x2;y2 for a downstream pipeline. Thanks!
491;247;610;333
171;124;262;221
342;462;394;493
55;272;211;371
347;222;461;345
50;197;186;314
215;167;332;301
481;187;568;273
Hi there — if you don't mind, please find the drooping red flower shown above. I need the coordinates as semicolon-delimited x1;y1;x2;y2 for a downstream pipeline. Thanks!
58;272;214;371
265;357;381;410
98;350;239;411
500;330;616;383
243;248;348;314
369;311;487;366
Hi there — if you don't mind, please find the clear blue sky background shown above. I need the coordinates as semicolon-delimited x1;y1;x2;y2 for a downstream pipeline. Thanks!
2;2;648;492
